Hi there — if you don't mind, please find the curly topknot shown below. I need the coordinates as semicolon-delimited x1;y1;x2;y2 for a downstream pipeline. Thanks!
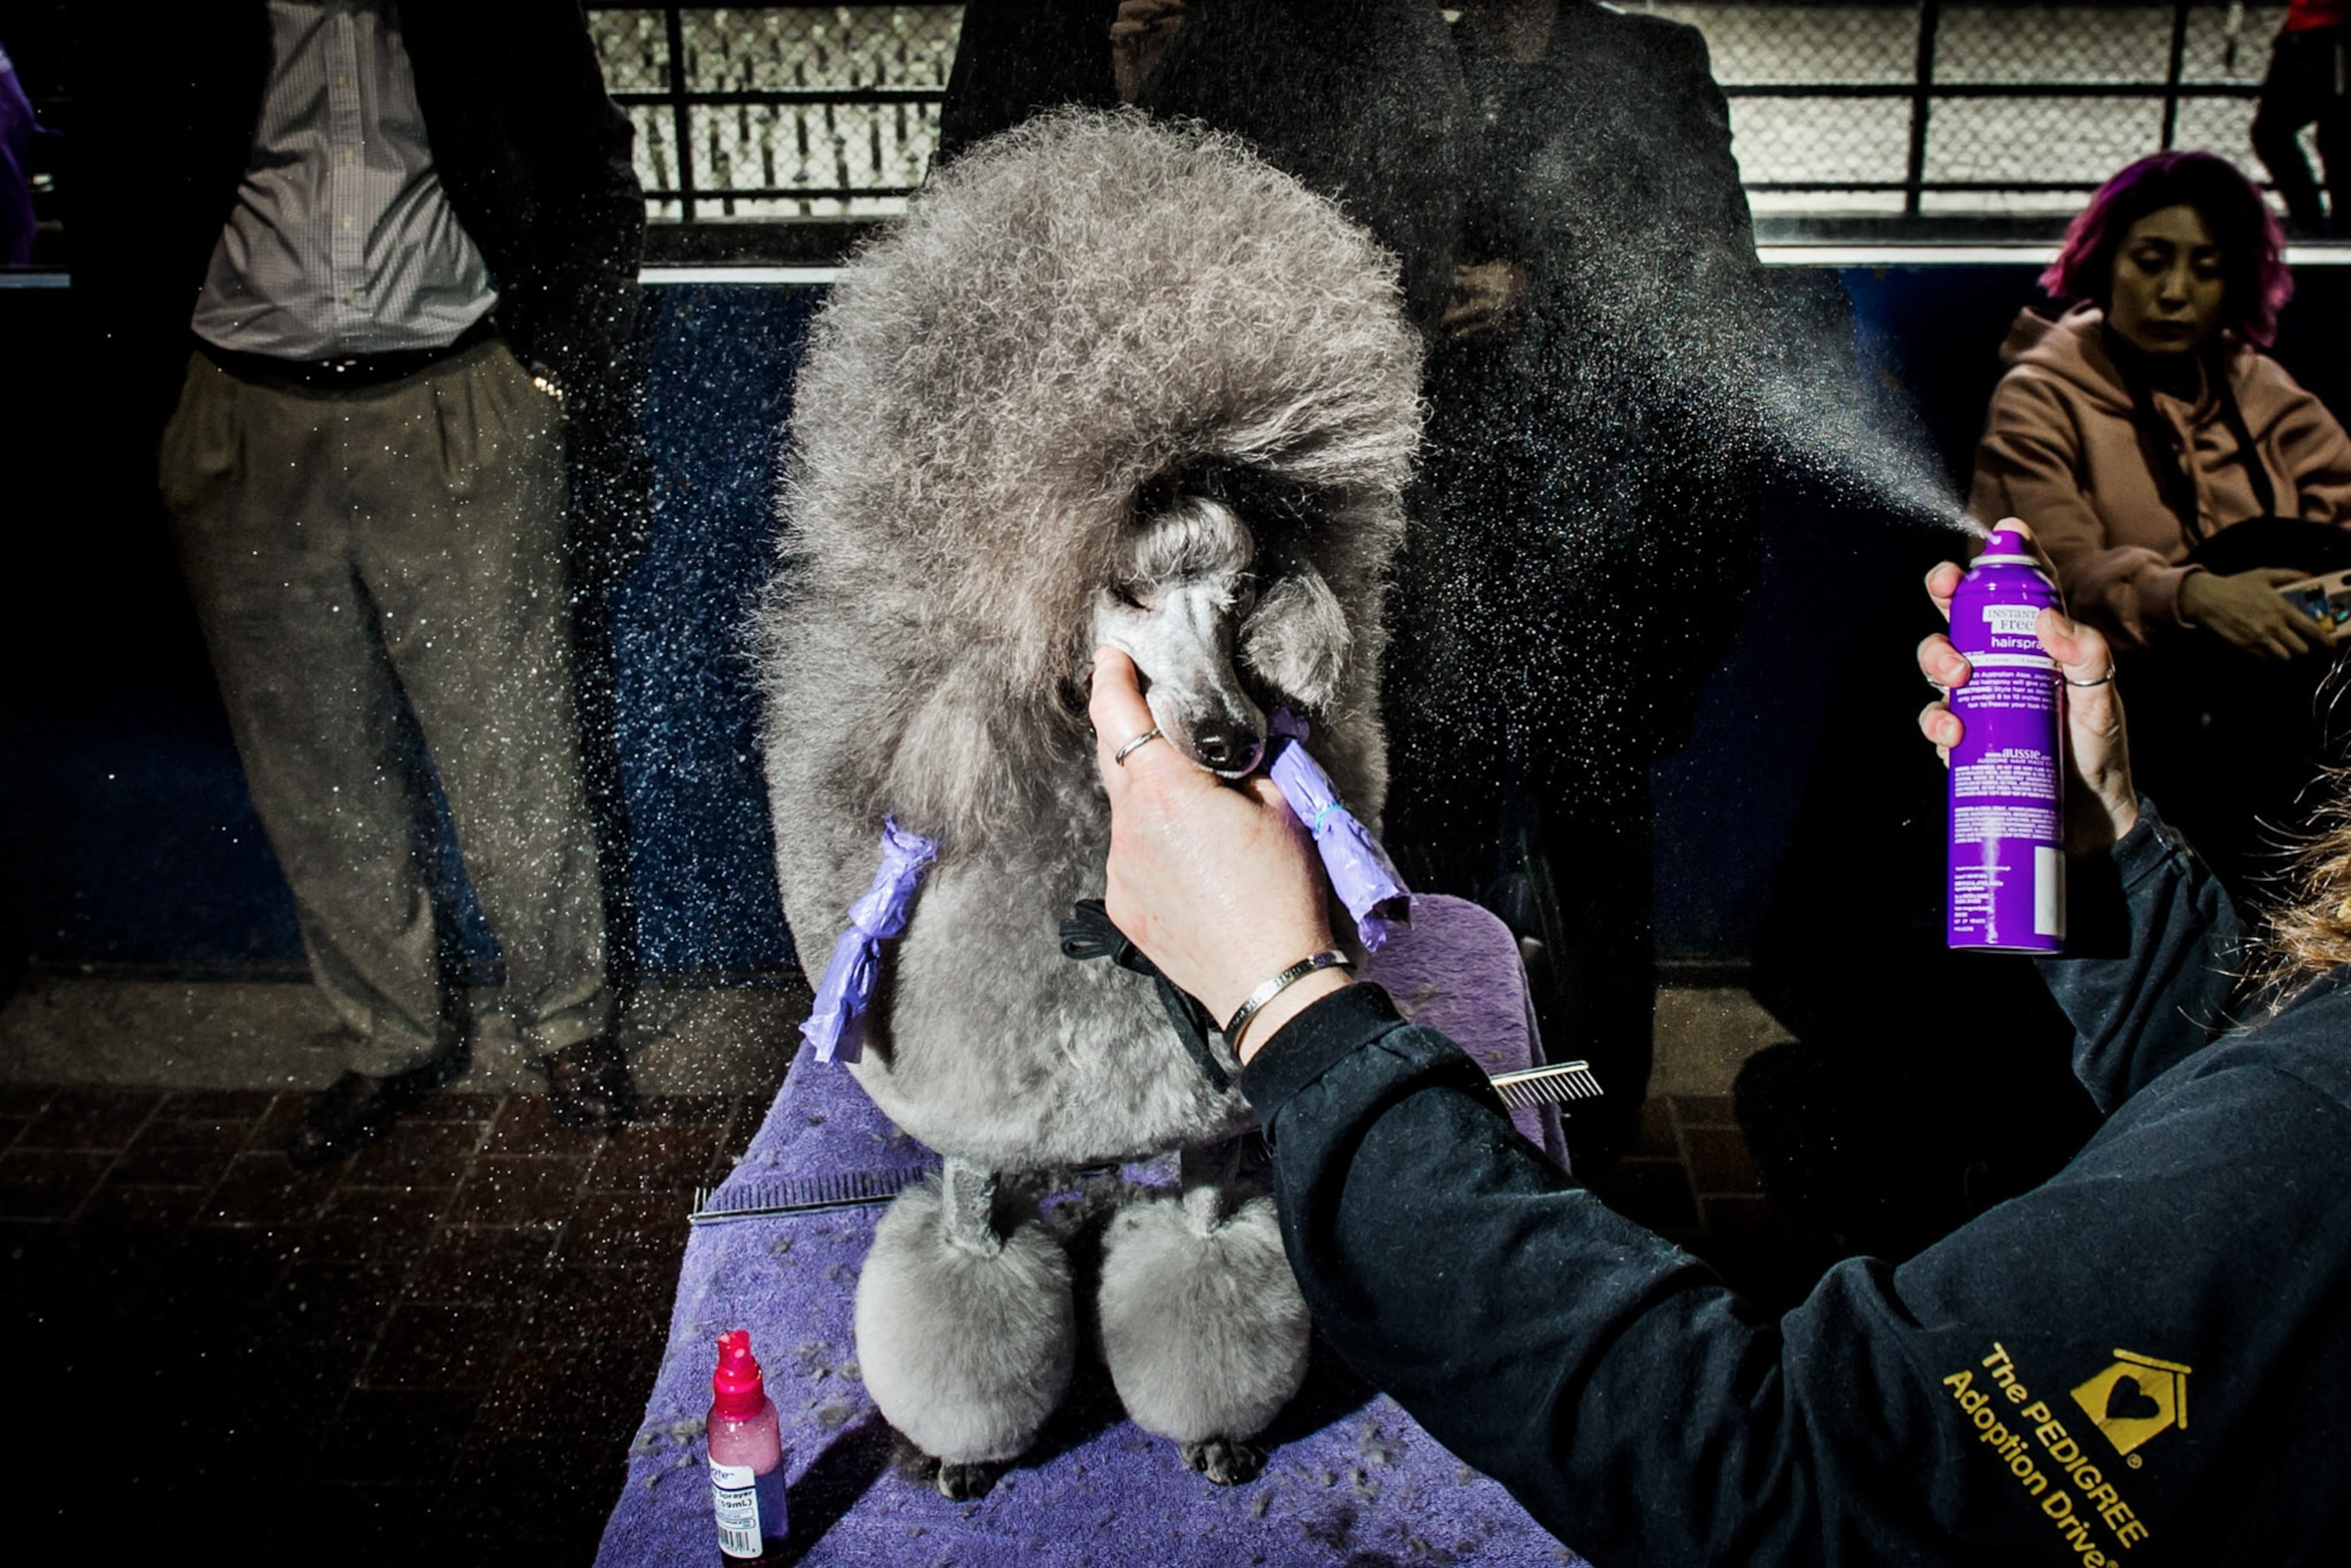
762;110;1423;846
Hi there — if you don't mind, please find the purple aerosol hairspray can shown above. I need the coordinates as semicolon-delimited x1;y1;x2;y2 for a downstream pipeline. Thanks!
1947;526;2065;952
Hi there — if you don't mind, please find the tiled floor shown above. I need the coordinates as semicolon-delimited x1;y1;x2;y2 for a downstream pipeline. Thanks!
1;1081;778;1564
1588;1093;1849;1313
0;986;1843;1563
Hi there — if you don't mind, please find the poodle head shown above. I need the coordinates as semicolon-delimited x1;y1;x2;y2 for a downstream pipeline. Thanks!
1093;481;1356;778
770;111;1420;846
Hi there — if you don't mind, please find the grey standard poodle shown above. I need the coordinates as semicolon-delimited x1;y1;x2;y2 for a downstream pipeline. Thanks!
758;111;1421;1495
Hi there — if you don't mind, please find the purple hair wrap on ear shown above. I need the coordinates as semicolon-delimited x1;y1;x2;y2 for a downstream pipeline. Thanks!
801;816;940;1064
1268;709;1411;951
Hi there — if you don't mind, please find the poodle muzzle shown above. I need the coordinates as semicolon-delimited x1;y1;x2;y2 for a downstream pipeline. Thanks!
1094;575;1266;778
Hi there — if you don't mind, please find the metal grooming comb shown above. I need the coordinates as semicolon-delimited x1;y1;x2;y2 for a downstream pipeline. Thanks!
1487;1061;1603;1111
688;1071;1596;1226
688;1167;925;1227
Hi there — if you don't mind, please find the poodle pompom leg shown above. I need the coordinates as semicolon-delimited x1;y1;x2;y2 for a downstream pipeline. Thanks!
1096;1143;1309;1478
854;1157;1074;1491
1182;1434;1267;1485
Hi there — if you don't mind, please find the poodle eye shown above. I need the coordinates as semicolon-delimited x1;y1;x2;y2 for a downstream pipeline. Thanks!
1111;584;1149;610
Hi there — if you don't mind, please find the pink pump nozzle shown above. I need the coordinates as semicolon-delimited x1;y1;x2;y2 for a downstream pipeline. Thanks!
712;1329;769;1422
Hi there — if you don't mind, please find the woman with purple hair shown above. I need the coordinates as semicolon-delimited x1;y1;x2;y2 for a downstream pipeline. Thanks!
1968;149;2351;898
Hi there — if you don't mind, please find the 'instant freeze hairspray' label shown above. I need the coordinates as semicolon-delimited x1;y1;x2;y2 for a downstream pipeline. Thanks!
1948;531;2066;953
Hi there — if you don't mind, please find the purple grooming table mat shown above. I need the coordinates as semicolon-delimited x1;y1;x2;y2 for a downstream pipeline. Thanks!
597;895;1587;1566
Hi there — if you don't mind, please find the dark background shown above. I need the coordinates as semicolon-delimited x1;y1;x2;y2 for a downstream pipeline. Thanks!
8;265;2351;993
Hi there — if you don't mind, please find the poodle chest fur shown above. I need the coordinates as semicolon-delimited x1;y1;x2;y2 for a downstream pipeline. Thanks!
845;805;1255;1168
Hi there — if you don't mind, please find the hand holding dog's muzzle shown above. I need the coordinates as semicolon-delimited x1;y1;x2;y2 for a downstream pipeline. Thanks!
1091;647;1349;1059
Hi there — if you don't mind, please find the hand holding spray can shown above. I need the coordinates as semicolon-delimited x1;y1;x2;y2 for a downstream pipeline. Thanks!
1947;525;2066;952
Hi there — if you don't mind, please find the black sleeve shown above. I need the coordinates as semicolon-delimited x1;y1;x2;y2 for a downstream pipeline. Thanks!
2034;799;2250;1113
493;1;647;419
1142;0;1469;337
405;0;651;583
1244;986;1818;1563
62;7;272;422
935;0;1120;164
1239;981;2264;1565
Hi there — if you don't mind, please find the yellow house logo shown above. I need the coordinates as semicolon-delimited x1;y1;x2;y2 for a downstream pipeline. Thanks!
2069;1350;2192;1457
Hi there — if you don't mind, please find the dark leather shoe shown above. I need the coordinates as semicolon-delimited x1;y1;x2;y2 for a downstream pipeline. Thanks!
539;1035;636;1135
288;1066;438;1169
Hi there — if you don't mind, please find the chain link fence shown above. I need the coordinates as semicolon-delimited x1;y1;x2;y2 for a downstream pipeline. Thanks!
1655;2;2287;225
589;4;2319;236
586;5;964;220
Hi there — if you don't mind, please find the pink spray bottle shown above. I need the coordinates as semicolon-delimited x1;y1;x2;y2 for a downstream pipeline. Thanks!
708;1329;787;1558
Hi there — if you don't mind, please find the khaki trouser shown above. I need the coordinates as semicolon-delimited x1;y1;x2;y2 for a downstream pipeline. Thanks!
159;339;611;1076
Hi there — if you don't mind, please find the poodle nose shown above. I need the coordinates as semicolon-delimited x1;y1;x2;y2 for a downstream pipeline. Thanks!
1192;725;1263;774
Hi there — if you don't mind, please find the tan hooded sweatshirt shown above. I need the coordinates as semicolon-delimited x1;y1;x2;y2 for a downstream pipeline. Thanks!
1967;302;2351;647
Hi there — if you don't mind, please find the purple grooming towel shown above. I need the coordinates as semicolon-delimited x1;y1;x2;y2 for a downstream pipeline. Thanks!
1268;709;1410;952
596;895;1575;1567
799;816;939;1064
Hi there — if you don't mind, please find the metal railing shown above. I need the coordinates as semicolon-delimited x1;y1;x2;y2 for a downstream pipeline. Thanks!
585;5;964;221
587;4;2301;234
1646;2;2284;223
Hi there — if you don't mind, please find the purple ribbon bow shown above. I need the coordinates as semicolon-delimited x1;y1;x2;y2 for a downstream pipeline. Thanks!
800;815;941;1064
1268;709;1411;952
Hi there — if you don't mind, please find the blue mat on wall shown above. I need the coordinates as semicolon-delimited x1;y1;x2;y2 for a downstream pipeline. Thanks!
1;284;823;982
613;284;822;978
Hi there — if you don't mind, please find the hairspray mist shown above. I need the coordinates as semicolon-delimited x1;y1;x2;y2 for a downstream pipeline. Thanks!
1947;526;2066;952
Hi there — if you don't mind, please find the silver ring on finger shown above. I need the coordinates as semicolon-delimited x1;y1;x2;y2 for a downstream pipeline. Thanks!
1114;727;1165;766
2065;668;2117;689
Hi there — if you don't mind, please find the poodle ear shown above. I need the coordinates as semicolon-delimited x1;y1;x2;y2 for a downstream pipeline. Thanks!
886;657;1019;848
1241;565;1352;711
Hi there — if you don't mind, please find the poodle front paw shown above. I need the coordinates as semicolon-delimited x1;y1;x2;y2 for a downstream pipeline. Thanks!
855;1178;1075;1467
935;1458;1000;1501
1097;1188;1309;1450
1181;1436;1266;1486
